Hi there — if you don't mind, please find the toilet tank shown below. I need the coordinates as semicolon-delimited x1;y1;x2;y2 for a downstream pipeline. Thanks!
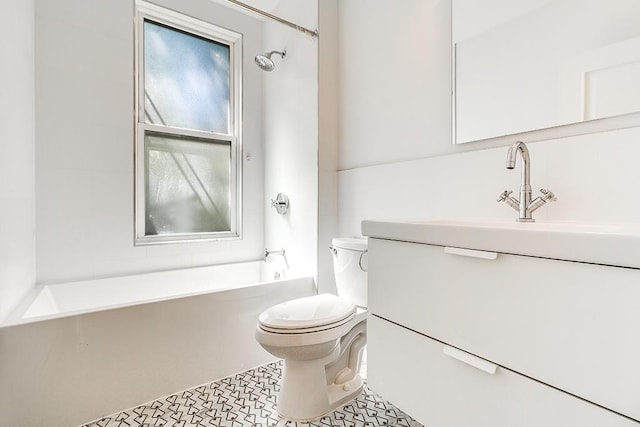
331;237;368;307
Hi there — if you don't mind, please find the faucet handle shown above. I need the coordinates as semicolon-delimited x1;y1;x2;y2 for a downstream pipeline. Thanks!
539;188;557;202
497;190;513;202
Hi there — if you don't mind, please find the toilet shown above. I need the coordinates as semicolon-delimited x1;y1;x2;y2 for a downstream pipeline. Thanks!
255;237;368;421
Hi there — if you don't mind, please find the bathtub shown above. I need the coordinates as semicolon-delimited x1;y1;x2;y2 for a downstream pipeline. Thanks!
0;262;316;427
11;261;301;323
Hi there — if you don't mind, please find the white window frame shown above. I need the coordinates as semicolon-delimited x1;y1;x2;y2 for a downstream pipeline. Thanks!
134;1;243;245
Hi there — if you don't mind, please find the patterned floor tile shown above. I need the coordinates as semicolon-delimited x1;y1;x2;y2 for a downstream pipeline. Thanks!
81;361;422;427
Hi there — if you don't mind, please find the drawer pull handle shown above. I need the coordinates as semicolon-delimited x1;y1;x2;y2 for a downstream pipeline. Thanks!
443;345;498;375
444;246;498;260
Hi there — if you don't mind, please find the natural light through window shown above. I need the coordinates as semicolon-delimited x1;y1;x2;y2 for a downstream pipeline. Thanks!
135;1;242;244
143;20;230;133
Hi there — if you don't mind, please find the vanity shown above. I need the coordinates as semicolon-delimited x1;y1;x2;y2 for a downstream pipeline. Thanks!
362;219;640;426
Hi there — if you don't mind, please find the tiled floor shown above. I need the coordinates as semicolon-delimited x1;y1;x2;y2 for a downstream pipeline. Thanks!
81;360;422;427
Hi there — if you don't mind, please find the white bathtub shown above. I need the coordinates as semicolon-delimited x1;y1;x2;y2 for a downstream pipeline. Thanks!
14;261;295;322
0;262;316;427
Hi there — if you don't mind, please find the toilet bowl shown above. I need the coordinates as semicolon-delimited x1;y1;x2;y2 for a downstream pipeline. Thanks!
255;237;368;421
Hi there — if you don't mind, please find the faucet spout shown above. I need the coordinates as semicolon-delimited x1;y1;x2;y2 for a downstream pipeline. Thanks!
264;248;289;269
498;141;556;221
505;141;533;222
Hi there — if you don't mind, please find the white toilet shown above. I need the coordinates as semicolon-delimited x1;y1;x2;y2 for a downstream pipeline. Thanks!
255;237;368;421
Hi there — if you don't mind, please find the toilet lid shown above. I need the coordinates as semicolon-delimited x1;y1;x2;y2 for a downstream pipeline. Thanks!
258;294;356;331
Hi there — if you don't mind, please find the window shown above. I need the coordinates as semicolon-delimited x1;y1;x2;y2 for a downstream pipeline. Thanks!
135;1;242;244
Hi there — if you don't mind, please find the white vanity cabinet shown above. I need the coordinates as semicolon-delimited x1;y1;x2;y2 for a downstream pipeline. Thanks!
364;236;640;426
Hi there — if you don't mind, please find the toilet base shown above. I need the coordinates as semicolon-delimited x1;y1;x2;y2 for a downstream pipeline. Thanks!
275;319;367;421
277;358;365;422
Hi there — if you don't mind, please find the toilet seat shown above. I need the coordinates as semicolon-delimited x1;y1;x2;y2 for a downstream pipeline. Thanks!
259;312;355;334
258;294;356;334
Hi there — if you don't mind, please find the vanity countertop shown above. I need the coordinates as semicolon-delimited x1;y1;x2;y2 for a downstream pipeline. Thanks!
362;218;640;269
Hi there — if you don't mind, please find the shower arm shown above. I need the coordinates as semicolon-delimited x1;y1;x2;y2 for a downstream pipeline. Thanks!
266;50;285;59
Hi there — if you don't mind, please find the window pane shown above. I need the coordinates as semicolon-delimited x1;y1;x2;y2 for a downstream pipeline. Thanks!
144;20;230;134
145;132;231;235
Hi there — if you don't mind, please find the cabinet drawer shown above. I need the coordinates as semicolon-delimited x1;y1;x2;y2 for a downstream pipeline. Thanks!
368;315;639;427
368;238;640;421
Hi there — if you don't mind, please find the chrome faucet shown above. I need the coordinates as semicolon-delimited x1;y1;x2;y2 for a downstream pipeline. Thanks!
264;248;289;269
497;141;556;222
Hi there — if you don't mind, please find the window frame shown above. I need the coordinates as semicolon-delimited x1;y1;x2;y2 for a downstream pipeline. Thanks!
134;1;243;245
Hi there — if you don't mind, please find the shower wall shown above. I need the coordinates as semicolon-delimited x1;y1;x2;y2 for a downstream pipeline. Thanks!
34;0;265;285
0;0;36;322
263;0;319;283
0;0;322;318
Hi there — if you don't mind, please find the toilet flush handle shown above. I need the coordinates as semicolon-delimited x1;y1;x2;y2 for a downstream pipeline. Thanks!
329;246;368;272
358;250;368;272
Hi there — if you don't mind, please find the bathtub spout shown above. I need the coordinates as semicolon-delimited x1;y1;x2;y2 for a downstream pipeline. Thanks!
264;248;290;269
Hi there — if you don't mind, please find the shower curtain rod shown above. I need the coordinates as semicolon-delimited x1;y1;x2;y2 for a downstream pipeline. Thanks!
225;0;318;38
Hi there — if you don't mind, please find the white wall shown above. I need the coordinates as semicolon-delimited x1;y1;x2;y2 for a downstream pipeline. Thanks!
0;0;36;322
35;0;265;285
336;0;640;239
338;0;452;169
263;0;319;281
318;0;340;294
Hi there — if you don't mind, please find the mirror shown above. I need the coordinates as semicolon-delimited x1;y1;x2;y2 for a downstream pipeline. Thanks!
453;0;640;144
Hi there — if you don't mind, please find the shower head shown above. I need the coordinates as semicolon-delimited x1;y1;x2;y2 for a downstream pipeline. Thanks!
255;50;286;71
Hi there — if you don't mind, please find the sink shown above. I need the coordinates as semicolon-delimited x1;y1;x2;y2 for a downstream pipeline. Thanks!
407;218;623;233
362;218;640;269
